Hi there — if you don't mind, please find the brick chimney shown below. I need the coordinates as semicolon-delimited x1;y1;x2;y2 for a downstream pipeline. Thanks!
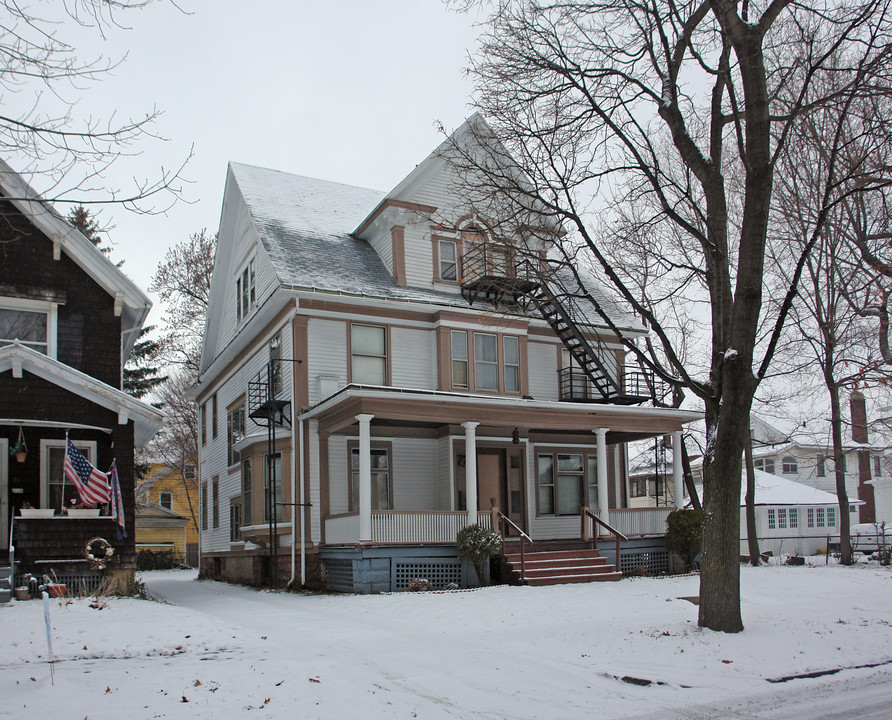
850;390;875;523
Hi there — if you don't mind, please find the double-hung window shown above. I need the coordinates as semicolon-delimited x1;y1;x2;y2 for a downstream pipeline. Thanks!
474;333;499;391
350;447;391;511
782;456;798;474
503;336;520;393
351;324;386;385
451;330;469;388
754;458;776;474
236;257;256;322
227;404;246;467
439;239;458;281
159;492;172;510
0;298;56;357
212;477;219;529
816;454;826;477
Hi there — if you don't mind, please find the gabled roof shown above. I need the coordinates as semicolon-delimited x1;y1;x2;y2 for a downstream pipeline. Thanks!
0;342;164;446
0;159;152;358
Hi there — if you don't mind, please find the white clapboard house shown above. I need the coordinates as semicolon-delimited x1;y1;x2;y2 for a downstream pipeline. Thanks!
194;116;699;592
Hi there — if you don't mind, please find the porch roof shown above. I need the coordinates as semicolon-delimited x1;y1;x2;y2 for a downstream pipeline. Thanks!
301;384;701;443
0;343;164;446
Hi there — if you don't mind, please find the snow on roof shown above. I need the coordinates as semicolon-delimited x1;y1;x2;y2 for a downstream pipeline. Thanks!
231;163;501;307
747;470;843;506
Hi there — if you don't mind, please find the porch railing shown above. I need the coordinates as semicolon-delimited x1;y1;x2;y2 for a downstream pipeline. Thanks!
325;510;493;545
372;511;492;543
608;507;673;537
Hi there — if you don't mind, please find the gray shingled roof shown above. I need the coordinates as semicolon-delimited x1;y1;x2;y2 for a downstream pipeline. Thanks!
230;162;642;328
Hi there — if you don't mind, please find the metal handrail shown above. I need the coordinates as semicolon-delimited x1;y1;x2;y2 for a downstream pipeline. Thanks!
8;508;15;589
495;509;532;583
582;508;627;574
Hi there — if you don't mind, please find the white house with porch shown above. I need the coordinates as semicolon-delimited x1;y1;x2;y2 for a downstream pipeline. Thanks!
194;116;699;592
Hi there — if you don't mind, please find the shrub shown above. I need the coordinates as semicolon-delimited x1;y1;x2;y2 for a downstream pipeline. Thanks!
136;549;179;571
456;524;502;586
665;509;702;572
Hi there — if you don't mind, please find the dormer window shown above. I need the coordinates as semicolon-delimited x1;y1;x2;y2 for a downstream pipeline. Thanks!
460;224;512;282
236;257;256;323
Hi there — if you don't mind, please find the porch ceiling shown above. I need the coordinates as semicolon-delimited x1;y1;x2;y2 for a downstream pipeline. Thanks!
305;386;700;442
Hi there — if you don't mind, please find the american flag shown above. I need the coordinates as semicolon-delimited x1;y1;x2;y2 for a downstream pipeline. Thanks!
64;437;110;506
109;460;126;539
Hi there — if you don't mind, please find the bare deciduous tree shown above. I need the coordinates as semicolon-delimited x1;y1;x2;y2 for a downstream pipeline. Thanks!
449;0;892;631
0;0;188;211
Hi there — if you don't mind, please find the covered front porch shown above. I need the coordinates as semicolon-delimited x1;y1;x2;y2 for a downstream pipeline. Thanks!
305;386;698;555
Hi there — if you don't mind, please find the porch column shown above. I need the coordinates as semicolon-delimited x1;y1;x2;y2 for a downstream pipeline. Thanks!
595;428;610;535
672;431;684;509
462;421;480;526
356;413;374;542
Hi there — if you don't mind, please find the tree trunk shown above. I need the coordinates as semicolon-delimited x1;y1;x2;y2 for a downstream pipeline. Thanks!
744;432;761;566
829;385;853;565
698;395;748;633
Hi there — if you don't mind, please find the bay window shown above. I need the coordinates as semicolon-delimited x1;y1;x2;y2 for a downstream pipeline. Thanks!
227;404;245;466
263;452;283;522
449;329;523;394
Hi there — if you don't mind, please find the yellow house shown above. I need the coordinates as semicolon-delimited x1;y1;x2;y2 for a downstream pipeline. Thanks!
136;463;200;565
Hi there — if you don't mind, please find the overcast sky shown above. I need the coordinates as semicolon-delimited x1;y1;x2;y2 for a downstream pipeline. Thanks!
22;1;481;313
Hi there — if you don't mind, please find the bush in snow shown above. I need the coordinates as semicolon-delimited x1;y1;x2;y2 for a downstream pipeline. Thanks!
456;524;502;586
407;578;432;592
665;509;702;572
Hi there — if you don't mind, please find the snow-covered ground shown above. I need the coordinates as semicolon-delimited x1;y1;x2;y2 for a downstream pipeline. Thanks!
3;562;892;719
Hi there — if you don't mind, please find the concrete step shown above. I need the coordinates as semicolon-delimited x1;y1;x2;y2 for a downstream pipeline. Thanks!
0;588;10;603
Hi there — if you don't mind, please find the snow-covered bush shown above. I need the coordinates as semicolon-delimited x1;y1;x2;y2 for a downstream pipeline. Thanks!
456;524;502;586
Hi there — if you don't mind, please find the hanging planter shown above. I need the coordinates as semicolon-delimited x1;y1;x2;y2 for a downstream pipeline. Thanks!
10;426;27;463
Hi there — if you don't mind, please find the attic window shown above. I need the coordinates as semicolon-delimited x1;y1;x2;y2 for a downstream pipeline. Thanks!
0;297;57;358
236;257;256;323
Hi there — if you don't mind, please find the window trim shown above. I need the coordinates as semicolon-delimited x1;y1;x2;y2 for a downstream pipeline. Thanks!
0;296;58;359
211;394;218;440
39;439;97;509
242;457;253;525
201;481;208;531
159;491;172;510
229;500;242;543
348;323;389;386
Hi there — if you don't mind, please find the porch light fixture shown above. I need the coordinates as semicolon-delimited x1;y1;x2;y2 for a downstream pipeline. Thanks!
512;427;520;445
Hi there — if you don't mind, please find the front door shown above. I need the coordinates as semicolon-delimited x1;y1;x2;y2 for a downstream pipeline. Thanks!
476;448;526;533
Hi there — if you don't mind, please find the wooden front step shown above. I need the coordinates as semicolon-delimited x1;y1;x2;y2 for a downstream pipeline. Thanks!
503;544;622;586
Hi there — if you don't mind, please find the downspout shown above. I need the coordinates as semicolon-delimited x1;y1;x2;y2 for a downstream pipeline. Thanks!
286;306;299;588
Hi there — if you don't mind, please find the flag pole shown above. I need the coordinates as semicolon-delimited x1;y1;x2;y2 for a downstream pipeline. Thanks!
60;432;68;514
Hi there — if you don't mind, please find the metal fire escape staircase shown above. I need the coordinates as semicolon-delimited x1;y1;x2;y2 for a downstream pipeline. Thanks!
460;245;662;405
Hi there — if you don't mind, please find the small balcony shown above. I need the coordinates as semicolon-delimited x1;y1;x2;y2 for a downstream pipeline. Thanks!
558;366;666;405
459;242;538;306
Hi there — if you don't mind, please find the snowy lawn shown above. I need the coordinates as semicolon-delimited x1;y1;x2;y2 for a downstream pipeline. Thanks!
3;562;892;719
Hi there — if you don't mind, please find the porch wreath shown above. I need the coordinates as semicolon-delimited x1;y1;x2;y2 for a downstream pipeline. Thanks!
85;537;115;570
